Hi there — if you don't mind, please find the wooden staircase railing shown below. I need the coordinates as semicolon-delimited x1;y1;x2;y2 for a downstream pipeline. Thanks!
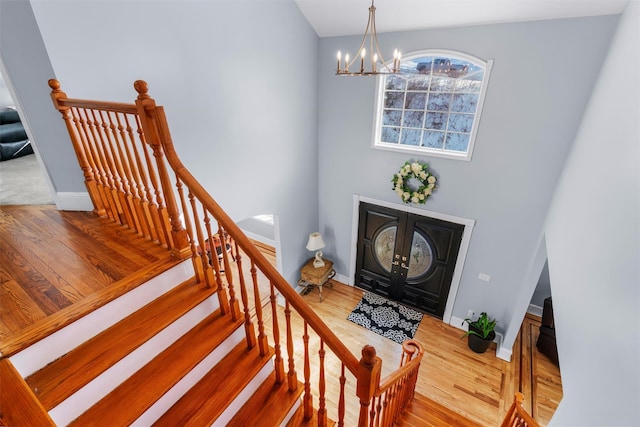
500;393;540;427
37;78;426;426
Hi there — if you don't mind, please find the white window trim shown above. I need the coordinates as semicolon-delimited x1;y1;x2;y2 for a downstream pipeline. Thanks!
372;49;493;162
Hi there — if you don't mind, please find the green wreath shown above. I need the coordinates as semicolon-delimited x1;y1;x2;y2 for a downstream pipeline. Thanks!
391;161;437;204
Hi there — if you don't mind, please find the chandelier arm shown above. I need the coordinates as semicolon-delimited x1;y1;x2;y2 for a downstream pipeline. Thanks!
370;8;394;73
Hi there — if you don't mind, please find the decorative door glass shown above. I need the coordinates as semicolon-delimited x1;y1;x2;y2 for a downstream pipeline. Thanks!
407;232;433;278
373;226;397;273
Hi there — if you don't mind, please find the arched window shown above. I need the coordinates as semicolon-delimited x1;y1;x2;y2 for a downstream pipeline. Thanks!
373;50;492;161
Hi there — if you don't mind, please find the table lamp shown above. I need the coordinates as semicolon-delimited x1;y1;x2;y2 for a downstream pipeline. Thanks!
306;232;326;268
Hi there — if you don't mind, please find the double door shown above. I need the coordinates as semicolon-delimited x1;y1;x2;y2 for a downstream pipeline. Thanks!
354;202;464;318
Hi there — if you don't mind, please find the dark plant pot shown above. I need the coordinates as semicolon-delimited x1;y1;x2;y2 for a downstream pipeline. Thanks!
467;329;496;354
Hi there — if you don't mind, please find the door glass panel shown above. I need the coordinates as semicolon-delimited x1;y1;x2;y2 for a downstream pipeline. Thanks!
407;232;433;279
373;226;397;273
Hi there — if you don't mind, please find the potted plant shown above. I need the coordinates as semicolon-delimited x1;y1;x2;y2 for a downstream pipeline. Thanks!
461;312;496;354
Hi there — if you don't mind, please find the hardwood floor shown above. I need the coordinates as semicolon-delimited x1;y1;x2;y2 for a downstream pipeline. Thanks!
292;279;563;426
0;205;562;425
0;205;181;356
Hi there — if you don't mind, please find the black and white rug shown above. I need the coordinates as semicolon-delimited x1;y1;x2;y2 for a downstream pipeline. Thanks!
347;291;424;344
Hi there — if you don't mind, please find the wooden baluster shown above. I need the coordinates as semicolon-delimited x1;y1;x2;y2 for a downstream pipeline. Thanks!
174;177;206;286
108;111;139;234
356;345;381;427
219;227;240;320
270;281;284;383
303;321;313;420
76;107;115;221
381;392;390;426
338;363;346;427
285;300;297;392
125;113;156;239
87;108;122;223
132;114;161;243
369;395;377;427
318;339;327;427
207;222;229;312
189;195;217;290
233;247;256;348
96;109;130;227
252;260;268;356
137;91;190;257
49;79;104;216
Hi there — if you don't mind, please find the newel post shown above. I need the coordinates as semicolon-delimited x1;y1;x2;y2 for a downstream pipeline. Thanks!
133;80;190;259
356;345;381;427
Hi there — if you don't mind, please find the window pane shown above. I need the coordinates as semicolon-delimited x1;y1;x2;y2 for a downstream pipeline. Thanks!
384;91;404;108
422;131;445;149
448;113;473;133
430;77;454;92
405;92;426;110
383;109;402;126
451;93;479;113
403;111;424;128
400;129;422;146
386;76;406;90
407;77;430;90
381;126;400;143
427;93;450;111
454;78;482;93
374;50;491;160
444;133;470;151
425;112;447;130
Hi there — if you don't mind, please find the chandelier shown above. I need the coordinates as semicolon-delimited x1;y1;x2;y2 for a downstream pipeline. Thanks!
336;0;401;76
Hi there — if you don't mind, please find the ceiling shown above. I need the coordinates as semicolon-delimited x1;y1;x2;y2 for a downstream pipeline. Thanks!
294;0;628;37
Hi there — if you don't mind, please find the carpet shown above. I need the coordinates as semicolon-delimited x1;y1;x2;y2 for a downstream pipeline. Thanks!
0;154;54;205
347;291;423;344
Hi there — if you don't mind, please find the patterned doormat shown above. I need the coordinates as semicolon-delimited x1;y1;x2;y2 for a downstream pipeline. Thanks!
347;291;424;344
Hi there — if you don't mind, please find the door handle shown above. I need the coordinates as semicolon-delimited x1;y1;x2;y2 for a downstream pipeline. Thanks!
401;262;409;270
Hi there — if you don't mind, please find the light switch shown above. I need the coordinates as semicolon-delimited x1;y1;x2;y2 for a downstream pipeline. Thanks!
478;273;491;282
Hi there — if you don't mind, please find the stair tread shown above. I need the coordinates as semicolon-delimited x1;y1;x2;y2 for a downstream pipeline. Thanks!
286;405;336;427
153;342;275;426
68;308;243;426
27;277;214;410
226;371;304;427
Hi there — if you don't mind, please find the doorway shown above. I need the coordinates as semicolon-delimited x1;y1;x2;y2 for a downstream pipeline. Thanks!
355;201;464;319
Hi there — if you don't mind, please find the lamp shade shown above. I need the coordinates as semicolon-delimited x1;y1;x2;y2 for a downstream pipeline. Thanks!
306;232;325;251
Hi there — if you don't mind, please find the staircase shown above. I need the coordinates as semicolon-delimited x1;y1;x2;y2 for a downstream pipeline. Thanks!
1;259;320;426
0;79;428;426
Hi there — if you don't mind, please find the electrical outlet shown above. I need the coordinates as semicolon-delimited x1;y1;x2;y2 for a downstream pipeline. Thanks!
467;310;474;318
478;273;491;282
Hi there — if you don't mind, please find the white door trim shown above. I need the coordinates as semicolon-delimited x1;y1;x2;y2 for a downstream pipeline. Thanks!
349;195;475;324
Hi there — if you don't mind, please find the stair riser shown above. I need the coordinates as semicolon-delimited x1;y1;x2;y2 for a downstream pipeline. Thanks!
10;261;194;377
132;326;246;426
48;293;220;426
213;359;275;427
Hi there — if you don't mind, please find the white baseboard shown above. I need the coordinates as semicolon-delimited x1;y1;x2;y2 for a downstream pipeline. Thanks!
335;272;350;285
55;191;93;211
451;315;511;361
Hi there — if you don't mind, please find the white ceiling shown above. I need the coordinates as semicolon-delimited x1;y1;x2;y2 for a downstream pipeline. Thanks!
294;0;628;37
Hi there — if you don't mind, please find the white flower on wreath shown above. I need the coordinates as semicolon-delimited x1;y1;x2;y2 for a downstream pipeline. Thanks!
391;160;437;205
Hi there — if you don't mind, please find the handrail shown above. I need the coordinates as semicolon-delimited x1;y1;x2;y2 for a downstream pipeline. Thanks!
134;82;362;374
376;340;424;394
50;78;425;425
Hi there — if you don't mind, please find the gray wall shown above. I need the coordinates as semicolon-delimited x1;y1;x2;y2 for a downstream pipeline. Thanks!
316;16;618;343
530;260;551;308
0;0;84;193
546;2;639;424
26;0;319;284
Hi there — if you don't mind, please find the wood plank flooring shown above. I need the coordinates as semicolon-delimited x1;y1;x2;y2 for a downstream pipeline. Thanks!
0;205;180;356
0;205;562;425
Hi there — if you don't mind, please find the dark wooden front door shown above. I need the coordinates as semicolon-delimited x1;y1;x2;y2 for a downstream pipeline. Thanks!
355;202;464;319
